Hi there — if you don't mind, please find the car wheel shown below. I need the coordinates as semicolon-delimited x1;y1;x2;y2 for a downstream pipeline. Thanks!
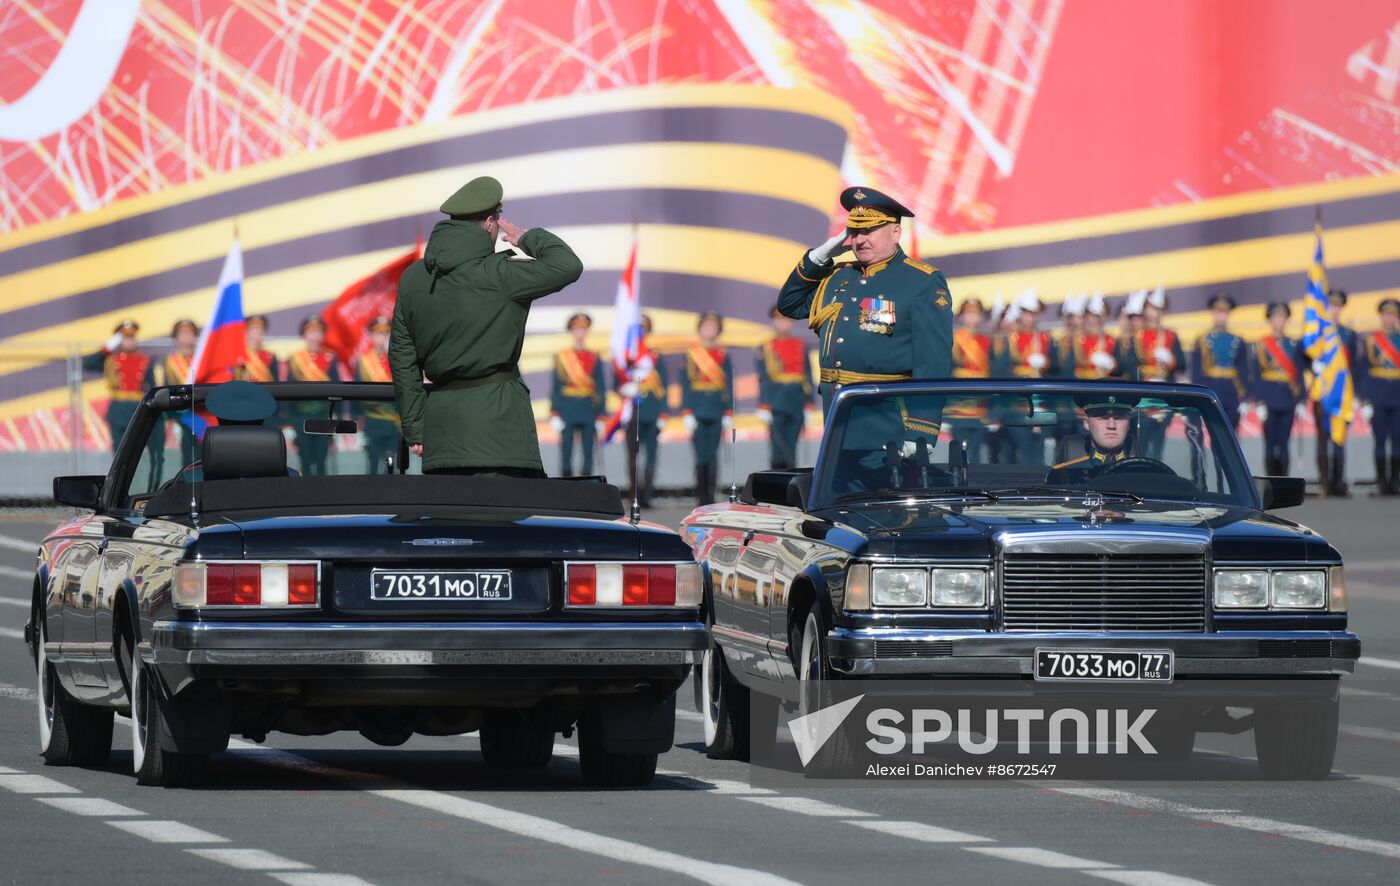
1254;696;1339;780
36;618;113;767
797;606;853;771
702;635;750;761
577;707;658;787
124;631;207;787
479;711;554;768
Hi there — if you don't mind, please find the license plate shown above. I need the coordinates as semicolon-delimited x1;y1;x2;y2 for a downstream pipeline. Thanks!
371;570;512;601
1034;649;1173;683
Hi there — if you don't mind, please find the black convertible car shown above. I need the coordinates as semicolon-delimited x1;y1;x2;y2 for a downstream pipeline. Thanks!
27;382;702;787
684;380;1359;779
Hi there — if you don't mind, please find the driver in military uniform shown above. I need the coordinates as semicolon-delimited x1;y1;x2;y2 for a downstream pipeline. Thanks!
1046;394;1138;482
776;186;952;413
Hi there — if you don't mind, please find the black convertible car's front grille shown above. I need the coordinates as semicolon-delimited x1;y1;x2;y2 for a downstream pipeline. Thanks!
1000;553;1207;632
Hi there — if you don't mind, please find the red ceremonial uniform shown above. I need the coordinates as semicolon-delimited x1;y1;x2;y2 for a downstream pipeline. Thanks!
286;348;339;382
952;329;992;378
105;352;152;401
235;348;279;382
1069;333;1118;379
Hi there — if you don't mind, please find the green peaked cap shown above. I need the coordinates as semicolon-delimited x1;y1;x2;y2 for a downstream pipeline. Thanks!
440;175;504;217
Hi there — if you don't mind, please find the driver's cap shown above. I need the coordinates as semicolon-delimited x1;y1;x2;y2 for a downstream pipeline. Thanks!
1075;393;1138;415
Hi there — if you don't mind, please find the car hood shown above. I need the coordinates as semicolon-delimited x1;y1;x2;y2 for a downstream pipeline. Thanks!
189;512;687;561
824;499;1336;562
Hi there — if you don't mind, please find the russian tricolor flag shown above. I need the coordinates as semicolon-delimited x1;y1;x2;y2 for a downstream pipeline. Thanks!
190;239;246;385
602;233;643;443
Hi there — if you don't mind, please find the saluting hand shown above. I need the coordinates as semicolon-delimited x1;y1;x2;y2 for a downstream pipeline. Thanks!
410;444;424;457
498;217;526;246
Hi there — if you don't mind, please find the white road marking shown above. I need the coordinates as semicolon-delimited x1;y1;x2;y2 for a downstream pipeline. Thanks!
1353;774;1400;793
0;766;18;773
1091;872;1218;886
1341;724;1400;743
0;596;29;607
373;788;803;886
1359;656;1400;671
659;773;775;795
106;819;229;844
1048;785;1400;860
845;818;993;843
0;773;80;794
738;795;877;818
0;534;37;554
270;875;378;886
38;797;144;817
0;626;25;640
675;707;704;722
0;684;37;701
186;848;312;871
0;565;33;580
967;846;1119;869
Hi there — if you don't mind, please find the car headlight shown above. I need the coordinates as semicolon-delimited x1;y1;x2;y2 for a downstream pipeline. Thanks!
931;568;986;607
871;567;927;607
1214;570;1269;609
1272;570;1326;609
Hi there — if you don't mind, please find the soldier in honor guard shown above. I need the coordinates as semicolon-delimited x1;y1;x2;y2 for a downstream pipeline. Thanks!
992;291;1057;464
1067;292;1118;379
949;297;992;461
618;313;669;507
681;311;733;505
1250;302;1305;477
756;304;815;469
776;186;953;413
234;314;280;383
1312;289;1358;496
1055;293;1086;373
151;318;200;386
1121;288;1184;459
1360;298;1400;495
356;315;401;472
1191;293;1250;431
82;319;152;451
549;312;606;477
285;314;343;475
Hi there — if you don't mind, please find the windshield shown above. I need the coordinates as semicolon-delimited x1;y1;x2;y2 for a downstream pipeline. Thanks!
119;384;411;513
814;385;1254;509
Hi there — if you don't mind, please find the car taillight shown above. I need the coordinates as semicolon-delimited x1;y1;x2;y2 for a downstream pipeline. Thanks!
565;563;699;608
173;562;319;609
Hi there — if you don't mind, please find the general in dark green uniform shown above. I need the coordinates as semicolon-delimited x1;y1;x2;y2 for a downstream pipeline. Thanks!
777;186;953;414
390;176;584;476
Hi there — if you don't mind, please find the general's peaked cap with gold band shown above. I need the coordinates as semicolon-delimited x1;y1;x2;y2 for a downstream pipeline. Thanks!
840;186;914;230
114;319;140;334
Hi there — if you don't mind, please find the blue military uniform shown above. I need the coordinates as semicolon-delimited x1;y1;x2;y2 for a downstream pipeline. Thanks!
682;311;734;505
776;187;952;413
756;309;815;469
1251;303;1304;476
1190;294;1251;431
550;313;607;477
616;325;668;506
1362;298;1400;495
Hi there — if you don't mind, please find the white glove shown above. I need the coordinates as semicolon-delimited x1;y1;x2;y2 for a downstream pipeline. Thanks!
1311;359;1325;376
683;414;698;433
755;408;772;425
657;416;668;430
595;420;606;437
1090;351;1115;372
619;382;639;398
1255;403;1267;421
1154;347;1174;367
1363;403;1374;422
721;414;734;432
809;232;847;265
549;416;566;434
1238;402;1250;420
105;332;124;352
1027;353;1047;371
1295;403;1309;421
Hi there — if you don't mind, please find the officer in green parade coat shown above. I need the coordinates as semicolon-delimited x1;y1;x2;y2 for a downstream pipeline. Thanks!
390;176;584;476
549;312;606;476
681;311;733;505
756;303;815;469
356;315;401;472
776;186;953;414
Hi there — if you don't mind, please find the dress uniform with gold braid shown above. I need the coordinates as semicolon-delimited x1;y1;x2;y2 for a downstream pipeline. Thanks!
991;297;1057;464
149;318;200;387
356;315;401;472
682;311;733;505
1362;298;1400;494
82;319;152;451
234;314;280;383
1121;298;1185;460
776;187;953;413
1314;289;1359;496
286;314;344;475
756;303;815;469
550;313;607;476
948;298;992;461
1251;302;1305;476
618;314;668;506
1190;293;1250;431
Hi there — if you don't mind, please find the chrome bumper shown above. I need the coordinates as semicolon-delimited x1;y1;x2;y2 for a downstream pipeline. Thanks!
826;628;1360;677
146;619;707;668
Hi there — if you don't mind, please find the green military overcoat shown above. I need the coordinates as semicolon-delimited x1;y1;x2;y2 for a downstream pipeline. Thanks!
390;220;583;472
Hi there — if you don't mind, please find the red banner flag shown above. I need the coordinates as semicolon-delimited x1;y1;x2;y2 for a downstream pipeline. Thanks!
322;239;422;365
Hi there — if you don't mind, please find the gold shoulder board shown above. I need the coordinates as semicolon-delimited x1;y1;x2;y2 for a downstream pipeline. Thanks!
903;257;937;275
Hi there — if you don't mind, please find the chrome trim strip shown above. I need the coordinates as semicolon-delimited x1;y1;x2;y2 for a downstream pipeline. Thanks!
995;528;1211;555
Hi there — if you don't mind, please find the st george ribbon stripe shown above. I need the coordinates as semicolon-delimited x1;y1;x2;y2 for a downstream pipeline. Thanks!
0;105;846;278
0;189;826;343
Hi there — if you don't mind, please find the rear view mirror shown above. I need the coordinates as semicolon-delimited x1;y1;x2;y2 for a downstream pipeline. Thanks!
1255;476;1306;509
303;419;360;435
54;475;104;510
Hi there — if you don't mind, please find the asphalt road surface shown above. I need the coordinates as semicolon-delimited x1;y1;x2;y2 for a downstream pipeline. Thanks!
1;498;1399;886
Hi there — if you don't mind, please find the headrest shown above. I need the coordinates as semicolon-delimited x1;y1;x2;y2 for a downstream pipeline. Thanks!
202;425;288;482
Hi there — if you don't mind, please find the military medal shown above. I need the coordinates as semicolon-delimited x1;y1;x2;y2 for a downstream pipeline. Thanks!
859;297;895;334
